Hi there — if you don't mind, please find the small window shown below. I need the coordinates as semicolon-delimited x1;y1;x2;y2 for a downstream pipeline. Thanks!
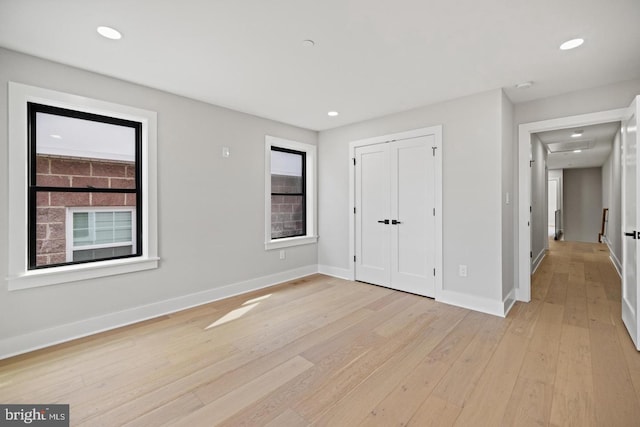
265;136;317;250
270;147;306;239
28;103;142;269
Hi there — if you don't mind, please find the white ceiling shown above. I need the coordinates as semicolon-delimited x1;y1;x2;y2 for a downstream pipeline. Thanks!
537;122;620;170
1;0;639;131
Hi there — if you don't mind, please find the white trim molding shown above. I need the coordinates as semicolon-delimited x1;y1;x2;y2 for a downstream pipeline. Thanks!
317;264;351;280
531;250;546;275
437;289;507;318
503;288;517;316
7;82;159;290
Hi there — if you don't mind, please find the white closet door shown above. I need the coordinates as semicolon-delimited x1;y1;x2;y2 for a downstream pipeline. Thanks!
355;136;435;297
355;143;390;286
390;136;435;296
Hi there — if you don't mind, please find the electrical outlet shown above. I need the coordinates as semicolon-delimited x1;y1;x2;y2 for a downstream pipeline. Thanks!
279;250;286;260
459;265;468;277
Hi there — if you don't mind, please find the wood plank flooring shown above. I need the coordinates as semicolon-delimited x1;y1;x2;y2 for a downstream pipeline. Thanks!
1;239;640;426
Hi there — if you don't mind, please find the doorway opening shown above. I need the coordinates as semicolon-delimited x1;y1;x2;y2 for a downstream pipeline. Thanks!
518;108;627;302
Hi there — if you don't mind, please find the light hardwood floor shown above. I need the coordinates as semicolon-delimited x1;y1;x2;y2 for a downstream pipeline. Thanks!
2;239;640;426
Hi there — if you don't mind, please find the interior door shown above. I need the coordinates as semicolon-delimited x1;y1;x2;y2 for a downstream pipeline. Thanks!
390;136;435;296
355;143;390;286
355;136;435;297
622;95;640;350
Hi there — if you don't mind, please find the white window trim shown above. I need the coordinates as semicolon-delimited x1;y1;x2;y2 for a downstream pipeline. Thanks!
265;135;318;250
7;82;159;290
65;207;137;262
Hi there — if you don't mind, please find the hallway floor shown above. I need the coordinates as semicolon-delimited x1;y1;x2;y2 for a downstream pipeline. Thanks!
528;238;640;425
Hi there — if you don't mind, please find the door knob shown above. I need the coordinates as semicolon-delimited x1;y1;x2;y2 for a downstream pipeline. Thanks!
377;219;390;224
392;219;402;225
625;231;637;239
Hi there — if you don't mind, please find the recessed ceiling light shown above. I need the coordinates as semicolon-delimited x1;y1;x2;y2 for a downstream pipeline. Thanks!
327;111;339;117
302;39;315;48
97;26;122;40
515;81;533;89
573;149;582;153
49;134;62;139
560;38;584;50
571;131;583;138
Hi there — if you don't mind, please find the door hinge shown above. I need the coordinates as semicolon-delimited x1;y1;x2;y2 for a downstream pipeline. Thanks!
354;255;356;262
530;251;533;259
432;146;437;156
433;208;435;216
433;268;436;276
353;158;356;165
354;207;356;214
530;206;532;213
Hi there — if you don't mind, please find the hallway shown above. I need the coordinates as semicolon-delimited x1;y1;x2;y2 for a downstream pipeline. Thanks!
528;239;640;425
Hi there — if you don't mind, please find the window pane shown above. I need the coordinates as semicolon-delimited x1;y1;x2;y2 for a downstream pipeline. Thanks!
114;211;132;225
271;195;305;238
34;191;136;267
73;245;133;262
271;150;303;194
114;228;132;242
95;229;114;244
271;174;303;194
34;112;136;189
72;212;91;246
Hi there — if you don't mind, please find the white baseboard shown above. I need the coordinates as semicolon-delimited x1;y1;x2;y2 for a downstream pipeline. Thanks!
502;288;516;316
0;265;317;360
531;250;546;275
317;264;351;280
436;289;506;318
603;238;622;278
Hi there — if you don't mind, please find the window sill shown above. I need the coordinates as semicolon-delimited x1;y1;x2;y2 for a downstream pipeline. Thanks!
7;257;160;291
265;235;318;250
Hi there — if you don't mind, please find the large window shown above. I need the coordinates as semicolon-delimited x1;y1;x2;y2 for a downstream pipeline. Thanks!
8;83;158;290
264;136;317;250
28;103;142;269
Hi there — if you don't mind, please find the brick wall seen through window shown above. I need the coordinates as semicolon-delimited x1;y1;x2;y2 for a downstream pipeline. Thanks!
35;155;136;266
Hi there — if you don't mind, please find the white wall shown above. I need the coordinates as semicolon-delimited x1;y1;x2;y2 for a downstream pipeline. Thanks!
319;89;507;313
515;79;640;125
530;134;548;266
564;168;603;243
602;129;622;271
501;92;516;302
0;48;318;356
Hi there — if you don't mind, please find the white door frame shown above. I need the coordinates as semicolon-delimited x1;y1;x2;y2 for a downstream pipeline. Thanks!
518;108;626;301
348;126;443;298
